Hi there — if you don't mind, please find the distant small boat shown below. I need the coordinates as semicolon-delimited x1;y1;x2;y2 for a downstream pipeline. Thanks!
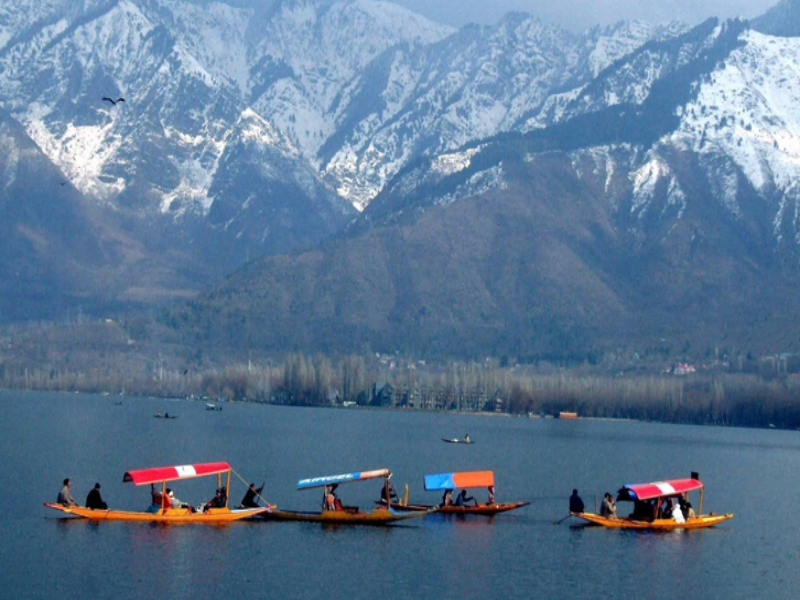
558;411;578;419
206;403;223;411
442;438;474;444
154;413;178;419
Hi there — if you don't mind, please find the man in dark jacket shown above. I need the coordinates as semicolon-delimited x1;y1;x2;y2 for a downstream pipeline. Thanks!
86;483;108;510
569;489;585;513
239;483;264;508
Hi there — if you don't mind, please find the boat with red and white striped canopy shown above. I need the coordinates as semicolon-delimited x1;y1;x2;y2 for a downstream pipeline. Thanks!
575;474;733;530
44;461;271;523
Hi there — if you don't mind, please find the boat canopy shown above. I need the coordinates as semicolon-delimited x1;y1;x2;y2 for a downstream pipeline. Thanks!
424;471;495;491
297;468;390;490
617;478;703;502
123;462;231;485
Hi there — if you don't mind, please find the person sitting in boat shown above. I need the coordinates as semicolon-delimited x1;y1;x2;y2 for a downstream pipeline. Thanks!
569;489;584;514
203;487;228;512
630;499;656;521
379;482;398;505
148;483;167;512
167;488;194;511
239;483;264;508
669;498;685;523
464;434;470;443
57;478;77;507
679;493;695;519
322;484;341;511
600;492;617;519
657;498;672;519
487;485;495;505
454;489;477;507
85;482;108;510
440;488;453;507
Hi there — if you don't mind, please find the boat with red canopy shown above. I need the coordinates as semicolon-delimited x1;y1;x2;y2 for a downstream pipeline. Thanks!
390;470;530;515
575;474;733;529
44;461;271;523
262;468;432;524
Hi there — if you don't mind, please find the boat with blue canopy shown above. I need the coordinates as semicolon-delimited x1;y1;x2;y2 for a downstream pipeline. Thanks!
390;470;530;515
263;468;432;524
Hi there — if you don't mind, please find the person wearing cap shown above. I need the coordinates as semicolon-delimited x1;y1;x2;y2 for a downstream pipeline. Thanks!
86;482;108;510
203;487;227;512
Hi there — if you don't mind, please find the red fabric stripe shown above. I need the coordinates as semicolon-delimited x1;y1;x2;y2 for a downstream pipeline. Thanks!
123;462;230;485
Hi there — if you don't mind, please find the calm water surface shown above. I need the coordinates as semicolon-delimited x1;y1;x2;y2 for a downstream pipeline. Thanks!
1;391;798;599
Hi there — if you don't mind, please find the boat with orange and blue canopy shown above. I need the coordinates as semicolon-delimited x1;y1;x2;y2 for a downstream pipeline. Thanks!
262;468;432;524
44;461;271;523
390;470;530;515
574;475;733;529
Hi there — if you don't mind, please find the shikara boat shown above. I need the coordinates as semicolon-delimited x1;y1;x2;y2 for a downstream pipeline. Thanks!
262;468;431;525
575;476;733;530
44;461;270;523
442;437;473;444
391;470;530;515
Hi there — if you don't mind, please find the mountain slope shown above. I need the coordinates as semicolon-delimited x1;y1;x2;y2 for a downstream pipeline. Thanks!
165;15;800;361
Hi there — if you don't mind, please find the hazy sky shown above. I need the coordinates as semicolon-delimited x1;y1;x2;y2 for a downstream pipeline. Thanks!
391;0;779;31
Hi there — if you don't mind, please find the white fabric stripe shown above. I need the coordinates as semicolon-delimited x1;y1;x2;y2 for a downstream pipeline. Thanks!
655;482;676;495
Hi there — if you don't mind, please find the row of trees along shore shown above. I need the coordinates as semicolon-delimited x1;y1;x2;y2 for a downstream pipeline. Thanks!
3;352;800;429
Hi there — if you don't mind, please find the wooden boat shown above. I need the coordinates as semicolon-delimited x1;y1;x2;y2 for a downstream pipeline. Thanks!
393;470;529;515
206;403;222;411
391;500;529;515
263;506;431;524
261;468;431;525
574;475;733;530
442;437;473;444
44;461;270;523
558;411;578;419
154;412;178;419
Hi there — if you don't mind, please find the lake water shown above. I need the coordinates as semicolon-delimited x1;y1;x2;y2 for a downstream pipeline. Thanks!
1;390;798;599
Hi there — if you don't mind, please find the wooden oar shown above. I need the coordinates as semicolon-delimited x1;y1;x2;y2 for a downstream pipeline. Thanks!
552;513;574;524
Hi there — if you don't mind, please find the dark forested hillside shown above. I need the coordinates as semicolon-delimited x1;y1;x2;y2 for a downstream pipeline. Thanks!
165;145;800;362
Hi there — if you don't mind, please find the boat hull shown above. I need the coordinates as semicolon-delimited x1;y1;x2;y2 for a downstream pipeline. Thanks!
261;507;431;525
44;503;268;523
575;511;734;530
441;438;473;444
390;501;529;515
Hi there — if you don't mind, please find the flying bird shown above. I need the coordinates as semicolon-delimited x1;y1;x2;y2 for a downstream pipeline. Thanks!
102;97;125;105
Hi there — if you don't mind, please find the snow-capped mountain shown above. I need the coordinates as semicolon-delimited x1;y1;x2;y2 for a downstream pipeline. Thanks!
0;0;678;218
361;12;800;263
5;0;800;343
170;12;800;360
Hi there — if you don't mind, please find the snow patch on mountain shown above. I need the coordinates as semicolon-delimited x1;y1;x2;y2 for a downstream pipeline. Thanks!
142;0;251;93
631;153;686;219
672;29;800;238
431;147;481;176
584;20;686;78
